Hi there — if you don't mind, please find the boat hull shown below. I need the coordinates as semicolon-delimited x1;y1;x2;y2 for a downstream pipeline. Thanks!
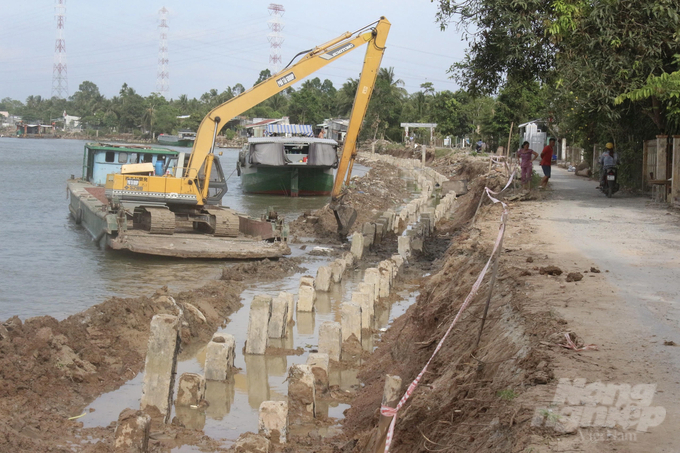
157;135;193;147
240;166;334;196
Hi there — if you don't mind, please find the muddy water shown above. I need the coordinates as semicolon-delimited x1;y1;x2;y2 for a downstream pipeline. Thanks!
81;252;419;446
0;138;367;321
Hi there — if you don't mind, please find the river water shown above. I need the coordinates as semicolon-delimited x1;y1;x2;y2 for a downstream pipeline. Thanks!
0;138;367;321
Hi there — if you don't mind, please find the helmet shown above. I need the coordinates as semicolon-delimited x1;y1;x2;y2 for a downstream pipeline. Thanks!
605;142;614;149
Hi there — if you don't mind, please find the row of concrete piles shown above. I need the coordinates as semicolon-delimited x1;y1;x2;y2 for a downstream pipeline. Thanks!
249;246;407;446
112;152;458;451
112;296;245;452
356;152;457;262
252;152;459;447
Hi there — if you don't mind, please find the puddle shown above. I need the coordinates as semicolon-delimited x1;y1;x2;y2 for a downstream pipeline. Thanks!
82;243;422;443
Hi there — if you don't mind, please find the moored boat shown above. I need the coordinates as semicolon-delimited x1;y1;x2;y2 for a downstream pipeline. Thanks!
157;129;196;147
67;142;290;259
237;136;339;197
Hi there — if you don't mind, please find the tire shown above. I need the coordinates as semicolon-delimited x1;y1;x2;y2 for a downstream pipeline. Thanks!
607;184;613;198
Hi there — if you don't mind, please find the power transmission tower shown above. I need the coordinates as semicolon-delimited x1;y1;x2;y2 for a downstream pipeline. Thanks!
52;0;68;99
156;7;170;96
267;4;285;73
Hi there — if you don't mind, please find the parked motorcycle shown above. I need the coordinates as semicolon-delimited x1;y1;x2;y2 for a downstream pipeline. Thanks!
600;166;620;198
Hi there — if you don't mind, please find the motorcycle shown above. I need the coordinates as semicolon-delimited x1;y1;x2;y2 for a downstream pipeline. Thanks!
600;166;619;198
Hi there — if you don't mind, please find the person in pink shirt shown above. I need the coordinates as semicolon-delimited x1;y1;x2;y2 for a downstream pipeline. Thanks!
516;141;538;189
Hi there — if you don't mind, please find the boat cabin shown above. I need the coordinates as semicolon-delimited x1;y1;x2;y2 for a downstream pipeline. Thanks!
82;142;179;185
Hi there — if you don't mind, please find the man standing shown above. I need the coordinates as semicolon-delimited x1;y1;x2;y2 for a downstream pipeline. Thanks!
540;138;556;189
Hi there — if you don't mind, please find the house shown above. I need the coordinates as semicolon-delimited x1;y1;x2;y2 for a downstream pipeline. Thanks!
244;117;290;138
63;112;81;131
320;118;349;142
16;122;56;137
518;119;562;158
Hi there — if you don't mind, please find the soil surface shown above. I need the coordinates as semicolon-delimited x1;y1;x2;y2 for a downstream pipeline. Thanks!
3;149;678;452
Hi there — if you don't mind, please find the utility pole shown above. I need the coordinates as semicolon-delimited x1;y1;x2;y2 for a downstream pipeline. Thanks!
156;7;170;96
267;4;285;73
51;0;68;99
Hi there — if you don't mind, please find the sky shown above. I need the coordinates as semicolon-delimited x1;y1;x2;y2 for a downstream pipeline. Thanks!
0;0;467;102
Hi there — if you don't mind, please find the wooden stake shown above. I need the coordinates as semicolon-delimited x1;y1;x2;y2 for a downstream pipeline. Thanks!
475;230;504;348
374;375;402;453
506;122;514;161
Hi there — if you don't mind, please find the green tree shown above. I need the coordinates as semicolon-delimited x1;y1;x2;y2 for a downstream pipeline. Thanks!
287;78;337;125
113;83;145;132
428;90;473;138
254;69;272;86
364;67;407;141
435;0;556;95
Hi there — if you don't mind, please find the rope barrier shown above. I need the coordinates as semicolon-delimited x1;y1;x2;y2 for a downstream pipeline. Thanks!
381;159;515;452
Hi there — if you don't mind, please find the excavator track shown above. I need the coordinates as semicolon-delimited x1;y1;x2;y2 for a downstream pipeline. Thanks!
139;207;176;235
206;208;239;237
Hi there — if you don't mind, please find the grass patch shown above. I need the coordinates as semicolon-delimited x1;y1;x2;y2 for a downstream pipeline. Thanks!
435;147;453;159
496;389;518;400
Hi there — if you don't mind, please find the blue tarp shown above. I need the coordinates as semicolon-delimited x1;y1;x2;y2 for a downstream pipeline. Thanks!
264;124;314;136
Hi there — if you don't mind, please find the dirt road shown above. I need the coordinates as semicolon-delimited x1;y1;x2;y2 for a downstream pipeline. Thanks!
523;166;680;452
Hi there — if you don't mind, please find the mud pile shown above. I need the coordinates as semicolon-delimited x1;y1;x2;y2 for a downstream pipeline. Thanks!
289;160;412;242
343;217;559;452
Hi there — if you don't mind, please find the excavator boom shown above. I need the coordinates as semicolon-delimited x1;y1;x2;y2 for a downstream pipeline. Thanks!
188;17;390;203
106;17;390;237
330;19;390;235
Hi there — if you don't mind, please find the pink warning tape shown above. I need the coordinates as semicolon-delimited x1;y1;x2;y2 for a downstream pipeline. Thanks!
558;332;598;351
381;165;514;452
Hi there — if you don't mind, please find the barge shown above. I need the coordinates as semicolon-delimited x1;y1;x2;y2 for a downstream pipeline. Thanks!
67;143;290;259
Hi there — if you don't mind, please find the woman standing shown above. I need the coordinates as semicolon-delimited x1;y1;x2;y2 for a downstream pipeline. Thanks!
516;141;538;190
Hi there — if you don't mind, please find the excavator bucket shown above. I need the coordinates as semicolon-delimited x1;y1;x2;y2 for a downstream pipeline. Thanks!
331;198;357;237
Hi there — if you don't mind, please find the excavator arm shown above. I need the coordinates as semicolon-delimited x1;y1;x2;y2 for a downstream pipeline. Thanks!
188;17;391;206
329;19;390;235
106;17;390;236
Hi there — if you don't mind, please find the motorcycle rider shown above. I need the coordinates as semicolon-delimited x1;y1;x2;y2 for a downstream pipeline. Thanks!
597;142;618;188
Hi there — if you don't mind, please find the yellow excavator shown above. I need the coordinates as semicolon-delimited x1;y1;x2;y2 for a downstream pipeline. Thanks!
105;17;390;236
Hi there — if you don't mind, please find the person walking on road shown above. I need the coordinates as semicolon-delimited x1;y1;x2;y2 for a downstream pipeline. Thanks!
517;141;538;190
540;138;556;189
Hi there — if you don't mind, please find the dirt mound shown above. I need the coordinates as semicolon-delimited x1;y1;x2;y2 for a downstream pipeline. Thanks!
367;143;435;162
431;153;490;181
221;257;306;282
288;161;411;242
0;281;244;452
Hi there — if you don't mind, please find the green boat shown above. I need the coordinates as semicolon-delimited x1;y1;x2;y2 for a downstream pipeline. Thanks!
157;129;196;147
237;137;339;197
